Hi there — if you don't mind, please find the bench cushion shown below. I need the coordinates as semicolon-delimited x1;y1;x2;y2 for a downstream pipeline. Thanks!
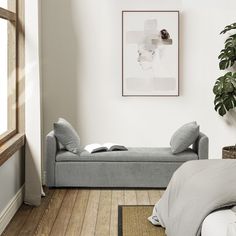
56;147;198;162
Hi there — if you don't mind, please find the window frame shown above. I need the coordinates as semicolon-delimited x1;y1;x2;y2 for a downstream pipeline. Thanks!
0;2;17;145
0;0;25;166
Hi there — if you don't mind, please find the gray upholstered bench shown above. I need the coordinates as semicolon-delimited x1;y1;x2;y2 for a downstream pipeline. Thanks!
46;131;208;188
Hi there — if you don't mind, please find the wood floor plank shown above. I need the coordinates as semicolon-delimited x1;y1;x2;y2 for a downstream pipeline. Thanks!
2;204;33;236
17;188;53;236
160;190;165;197
148;190;162;205
34;189;66;236
109;190;124;236
136;190;150;205
124;190;137;205
80;190;100;236
49;189;77;236
4;189;164;236
65;190;89;236
95;190;112;236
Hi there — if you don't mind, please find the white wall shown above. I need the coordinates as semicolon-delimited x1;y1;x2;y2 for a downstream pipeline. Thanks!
42;0;236;159
0;150;24;214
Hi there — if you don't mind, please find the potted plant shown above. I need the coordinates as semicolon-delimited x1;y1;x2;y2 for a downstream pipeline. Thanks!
213;23;236;116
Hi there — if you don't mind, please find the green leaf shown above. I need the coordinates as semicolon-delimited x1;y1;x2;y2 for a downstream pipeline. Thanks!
214;92;236;116
218;53;225;59
225;38;232;43
225;47;235;57
224;83;234;93
214;102;222;111
225;100;233;110
219;106;227;116
225;42;233;48
218;33;236;69
220;23;236;34
225;72;232;76
219;60;228;70
214;24;236;116
213;76;225;95
225;72;236;89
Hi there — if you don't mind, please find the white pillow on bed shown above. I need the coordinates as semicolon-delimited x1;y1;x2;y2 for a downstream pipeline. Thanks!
201;209;236;236
227;222;236;236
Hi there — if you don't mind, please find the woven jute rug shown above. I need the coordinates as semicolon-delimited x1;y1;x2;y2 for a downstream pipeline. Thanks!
118;205;166;236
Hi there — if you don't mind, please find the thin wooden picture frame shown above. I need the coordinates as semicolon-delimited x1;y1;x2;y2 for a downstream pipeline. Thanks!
122;10;179;97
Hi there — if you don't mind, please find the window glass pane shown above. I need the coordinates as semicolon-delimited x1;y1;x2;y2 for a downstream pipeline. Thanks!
7;19;16;133
0;0;15;12
0;18;16;138
0;0;7;9
0;18;8;136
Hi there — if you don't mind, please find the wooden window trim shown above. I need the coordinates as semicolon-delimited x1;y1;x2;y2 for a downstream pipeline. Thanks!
0;0;25;166
0;130;17;145
0;133;25;166
0;7;16;21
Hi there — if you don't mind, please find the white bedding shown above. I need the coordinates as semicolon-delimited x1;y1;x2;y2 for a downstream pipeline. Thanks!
202;209;236;236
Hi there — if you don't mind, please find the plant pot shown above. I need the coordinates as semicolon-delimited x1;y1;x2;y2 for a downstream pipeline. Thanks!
222;146;236;159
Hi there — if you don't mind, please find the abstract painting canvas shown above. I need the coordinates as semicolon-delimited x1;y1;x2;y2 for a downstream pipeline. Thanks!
122;11;179;96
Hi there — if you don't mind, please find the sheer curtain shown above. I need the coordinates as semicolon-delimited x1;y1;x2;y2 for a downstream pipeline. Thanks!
24;0;42;206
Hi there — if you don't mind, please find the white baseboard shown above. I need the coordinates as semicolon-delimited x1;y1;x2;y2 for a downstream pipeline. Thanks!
0;185;24;235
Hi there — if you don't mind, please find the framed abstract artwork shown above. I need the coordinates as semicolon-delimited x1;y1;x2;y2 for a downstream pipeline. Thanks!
122;11;179;96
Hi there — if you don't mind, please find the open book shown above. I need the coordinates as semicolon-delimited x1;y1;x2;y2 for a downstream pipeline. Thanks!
84;143;128;154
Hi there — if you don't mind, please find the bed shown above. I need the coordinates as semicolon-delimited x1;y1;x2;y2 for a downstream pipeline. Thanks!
202;208;236;236
149;159;236;236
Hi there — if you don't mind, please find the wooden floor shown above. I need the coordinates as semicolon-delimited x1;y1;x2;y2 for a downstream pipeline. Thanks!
2;188;164;236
